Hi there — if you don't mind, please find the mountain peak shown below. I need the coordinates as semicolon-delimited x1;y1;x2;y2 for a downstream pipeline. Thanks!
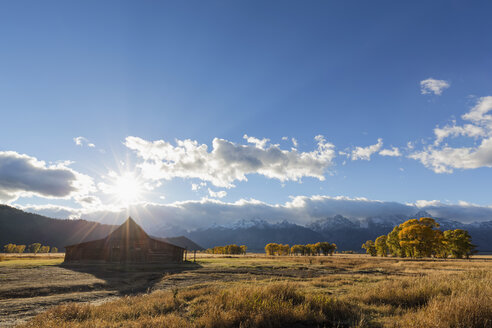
413;210;433;219
308;215;358;232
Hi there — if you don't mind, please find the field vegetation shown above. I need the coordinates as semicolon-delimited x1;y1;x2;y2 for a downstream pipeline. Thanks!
3;243;59;254
205;244;247;254
4;253;491;328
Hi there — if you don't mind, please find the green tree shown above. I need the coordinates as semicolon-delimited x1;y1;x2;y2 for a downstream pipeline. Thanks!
3;244;17;253
319;242;337;255
15;245;26;253
362;240;377;256
444;229;475;259
28;243;41;254
375;235;389;257
329;243;337;255
39;246;50;253
50;247;59;253
386;226;404;257
290;245;303;256
308;243;320;256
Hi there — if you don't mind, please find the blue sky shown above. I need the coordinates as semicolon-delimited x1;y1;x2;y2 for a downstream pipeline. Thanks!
1;1;492;227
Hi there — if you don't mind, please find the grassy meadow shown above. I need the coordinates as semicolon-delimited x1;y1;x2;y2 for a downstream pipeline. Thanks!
3;254;492;327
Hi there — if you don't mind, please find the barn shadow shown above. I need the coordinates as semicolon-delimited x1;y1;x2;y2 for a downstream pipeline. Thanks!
59;261;202;296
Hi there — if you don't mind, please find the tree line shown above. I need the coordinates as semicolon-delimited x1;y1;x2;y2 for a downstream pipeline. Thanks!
3;243;58;254
265;242;337;256
206;244;247;255
362;217;475;258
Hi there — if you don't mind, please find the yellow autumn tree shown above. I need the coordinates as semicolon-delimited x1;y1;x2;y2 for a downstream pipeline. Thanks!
398;218;441;258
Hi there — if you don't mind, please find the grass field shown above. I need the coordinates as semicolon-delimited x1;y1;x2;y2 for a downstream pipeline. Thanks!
2;254;492;327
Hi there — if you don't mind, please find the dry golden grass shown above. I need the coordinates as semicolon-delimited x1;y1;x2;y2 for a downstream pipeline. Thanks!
15;254;492;328
393;270;492;328
20;283;363;328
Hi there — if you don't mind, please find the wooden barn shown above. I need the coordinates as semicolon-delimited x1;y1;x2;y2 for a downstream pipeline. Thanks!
64;217;185;263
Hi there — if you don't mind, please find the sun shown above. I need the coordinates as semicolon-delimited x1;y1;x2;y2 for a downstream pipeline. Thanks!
111;172;143;205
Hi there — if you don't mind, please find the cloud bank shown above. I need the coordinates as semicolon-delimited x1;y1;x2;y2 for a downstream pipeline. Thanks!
19;195;492;235
125;135;336;188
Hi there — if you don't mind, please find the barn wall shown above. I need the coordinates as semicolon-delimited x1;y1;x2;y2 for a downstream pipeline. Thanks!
64;237;184;263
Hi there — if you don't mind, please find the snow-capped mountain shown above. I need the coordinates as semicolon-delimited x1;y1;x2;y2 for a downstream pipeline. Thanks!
309;215;359;231
218;218;271;229
178;211;492;252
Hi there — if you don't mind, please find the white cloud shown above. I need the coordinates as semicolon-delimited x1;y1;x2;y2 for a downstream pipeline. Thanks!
410;139;492;173
462;96;492;124
191;182;207;191
281;136;288;141
433;122;485;145
291;138;298;148
379;147;401;157
413;199;442;208
208;188;227;199
73;136;95;148
125;135;336;188
351;138;383;160
243;134;270;149
420;78;450;95
0;151;95;202
411;97;492;173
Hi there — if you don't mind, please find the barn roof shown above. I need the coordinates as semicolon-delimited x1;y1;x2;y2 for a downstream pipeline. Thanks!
65;217;185;250
106;217;149;241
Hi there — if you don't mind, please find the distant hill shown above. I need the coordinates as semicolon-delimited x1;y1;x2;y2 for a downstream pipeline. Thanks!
0;205;117;250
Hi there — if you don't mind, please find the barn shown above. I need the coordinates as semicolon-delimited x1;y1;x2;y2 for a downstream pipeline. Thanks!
64;217;185;263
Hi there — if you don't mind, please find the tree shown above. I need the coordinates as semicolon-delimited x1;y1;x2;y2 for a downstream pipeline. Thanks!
280;244;290;255
290;245;304;256
319;242;337;256
329;243;337;255
15;245;26;253
398;218;441;257
362;240;377;256
308;243;320;256
50;247;59;253
375;235;388;257
444;229;475;259
28;243;41;254
369;217;475;259
240;245;247;255
265;243;279;256
386;226;404;257
39;246;50;253
3;244;17;253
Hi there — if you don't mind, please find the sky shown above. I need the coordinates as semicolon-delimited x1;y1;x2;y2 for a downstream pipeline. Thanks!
1;1;492;228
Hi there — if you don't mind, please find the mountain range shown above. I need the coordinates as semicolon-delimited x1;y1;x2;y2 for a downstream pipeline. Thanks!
178;210;492;252
1;205;491;253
